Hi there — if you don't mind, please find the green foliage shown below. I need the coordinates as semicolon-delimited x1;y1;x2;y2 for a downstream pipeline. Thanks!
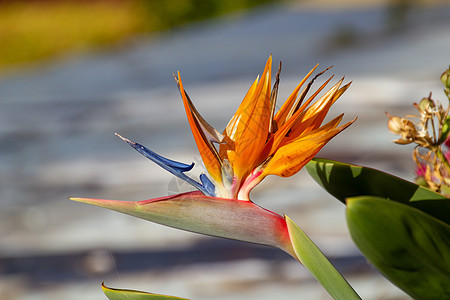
438;116;450;144
102;283;189;300
442;66;450;99
137;0;278;31
306;158;450;224
285;216;361;300
0;1;145;70
346;196;450;300
0;0;282;71
307;158;450;299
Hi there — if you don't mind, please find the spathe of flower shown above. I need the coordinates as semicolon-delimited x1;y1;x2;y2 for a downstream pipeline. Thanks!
71;191;295;256
70;191;360;299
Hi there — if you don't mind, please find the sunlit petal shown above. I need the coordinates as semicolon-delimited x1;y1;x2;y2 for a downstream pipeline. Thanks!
263;118;355;178
274;63;319;127
283;78;346;145
231;56;272;181
218;77;259;167
175;72;224;187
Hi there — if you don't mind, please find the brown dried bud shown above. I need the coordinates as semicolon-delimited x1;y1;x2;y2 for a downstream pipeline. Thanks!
386;112;417;144
387;114;404;135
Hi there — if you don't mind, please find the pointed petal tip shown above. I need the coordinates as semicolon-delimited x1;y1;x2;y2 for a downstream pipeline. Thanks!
69;196;107;205
335;117;357;133
115;133;134;145
348;116;358;124
336;117;357;132
68;196;136;211
69;196;99;205
68;196;83;202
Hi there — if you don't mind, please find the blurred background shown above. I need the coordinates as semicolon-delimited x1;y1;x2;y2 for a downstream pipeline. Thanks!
0;0;449;299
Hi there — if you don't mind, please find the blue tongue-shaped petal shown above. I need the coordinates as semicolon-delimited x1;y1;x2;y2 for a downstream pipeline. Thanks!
115;133;215;196
199;173;216;196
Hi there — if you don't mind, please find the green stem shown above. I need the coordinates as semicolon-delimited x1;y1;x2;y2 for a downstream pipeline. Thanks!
285;216;362;300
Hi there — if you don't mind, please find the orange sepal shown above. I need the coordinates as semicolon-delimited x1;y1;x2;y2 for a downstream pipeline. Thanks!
264;76;335;156
225;56;273;181
283;78;346;145
176;72;223;185
274;63;319;127
219;77;259;162
262;117;355;178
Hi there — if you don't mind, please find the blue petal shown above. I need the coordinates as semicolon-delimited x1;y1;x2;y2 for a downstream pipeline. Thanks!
116;133;215;197
200;173;216;196
133;143;194;172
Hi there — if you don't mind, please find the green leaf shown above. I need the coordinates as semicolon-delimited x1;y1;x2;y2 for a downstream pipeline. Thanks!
346;196;450;300
306;158;450;224
438;116;450;144
285;216;361;300
102;283;189;300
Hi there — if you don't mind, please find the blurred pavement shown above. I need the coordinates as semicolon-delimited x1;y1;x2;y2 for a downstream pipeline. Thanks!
1;1;449;299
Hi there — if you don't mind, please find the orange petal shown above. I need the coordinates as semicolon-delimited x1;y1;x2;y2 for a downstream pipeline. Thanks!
284;78;345;144
266;76;336;155
262;118;355;178
234;57;272;176
176;72;223;185
303;78;348;121
296;114;346;140
293;75;335;120
274;63;319;127
224;56;273;180
331;81;351;105
219;76;259;162
268;61;282;134
224;77;259;141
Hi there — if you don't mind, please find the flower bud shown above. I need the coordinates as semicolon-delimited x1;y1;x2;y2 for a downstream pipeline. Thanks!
387;114;403;135
387;113;417;144
441;67;450;90
418;97;434;113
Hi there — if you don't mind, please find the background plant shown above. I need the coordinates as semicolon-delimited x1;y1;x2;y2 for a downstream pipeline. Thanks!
0;0;282;72
307;66;450;300
387;66;450;195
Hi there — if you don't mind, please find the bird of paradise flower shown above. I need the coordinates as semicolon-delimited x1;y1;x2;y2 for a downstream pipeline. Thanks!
71;56;359;300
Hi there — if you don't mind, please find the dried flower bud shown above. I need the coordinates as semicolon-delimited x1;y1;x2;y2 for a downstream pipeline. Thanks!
386;113;417;144
389;67;450;196
387;114;403;134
